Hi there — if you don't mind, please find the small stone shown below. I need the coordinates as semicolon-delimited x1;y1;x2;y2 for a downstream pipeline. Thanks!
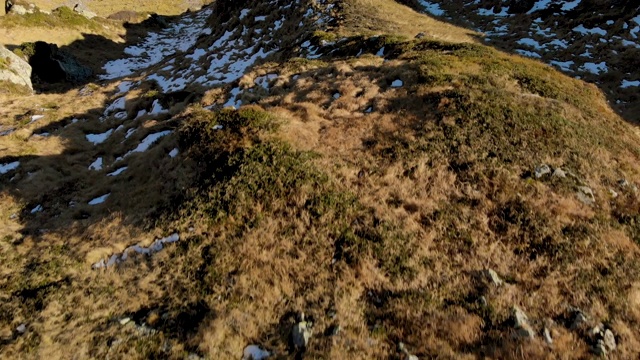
16;323;26;334
512;306;535;339
618;179;630;187
534;164;551;178
543;327;552;345
119;317;131;325
577;186;595;205
609;189;619;198
593;339;607;356
603;329;616;351
484;269;503;286
591;323;603;337
292;313;312;349
478;296;488;307
552;168;566;178
415;32;427;39
571;311;588;330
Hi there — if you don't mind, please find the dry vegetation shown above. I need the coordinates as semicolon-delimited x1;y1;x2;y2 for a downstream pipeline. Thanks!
1;0;640;359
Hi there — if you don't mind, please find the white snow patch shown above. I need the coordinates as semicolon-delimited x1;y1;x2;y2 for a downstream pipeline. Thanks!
0;161;20;174
549;60;574;72
621;80;640;88
123;130;172;158
86;129;114;145
169;148;179;158
515;49;542;58
391;79;404;88
30;115;44;122
516;38;543;50
30;205;43;214
89;193;110;205
89;157;103;171
107;167;128;176
580;62;608;75
376;47;385;57
573;24;607;36
418;0;446;16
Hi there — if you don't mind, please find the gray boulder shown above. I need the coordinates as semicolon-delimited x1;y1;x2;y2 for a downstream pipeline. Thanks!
27;41;92;83
8;4;26;15
73;3;96;19
0;45;33;91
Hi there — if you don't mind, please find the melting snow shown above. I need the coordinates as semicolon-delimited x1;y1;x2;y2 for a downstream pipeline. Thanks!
0;161;20;174
580;61;608;75
391;79;404;87
89;157;103;170
549;60;574;72
169;148;179;158
122;130;172;158
30;205;43;214
86;129;114;145
107;167;128;176
30;115;45;122
621;80;640;88
573;25;607;36
515;49;542;58
418;0;446;16
89;193;110;205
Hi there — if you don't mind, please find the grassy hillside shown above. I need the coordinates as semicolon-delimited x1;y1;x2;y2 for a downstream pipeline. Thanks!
1;0;640;359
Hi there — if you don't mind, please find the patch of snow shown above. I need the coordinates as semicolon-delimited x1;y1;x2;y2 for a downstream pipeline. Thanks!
573;24;607;36
105;97;126;114
107;167;127;176
621;80;640;88
89;193;110;205
89;157;103;171
122;130;172;158
516;38;543;50
116;81;134;94
86;129;114;145
515;49;542;58
149;100;167;115
376;47;385;57
169;148;179;158
561;0;581;11
549;60;574;72
580;61;608;75
418;0;446;16
30;115;44;122
391;79;404;87
333;92;341;99
30;205;43;214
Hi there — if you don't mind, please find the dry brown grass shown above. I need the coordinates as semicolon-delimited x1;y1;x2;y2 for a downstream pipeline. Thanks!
1;0;640;359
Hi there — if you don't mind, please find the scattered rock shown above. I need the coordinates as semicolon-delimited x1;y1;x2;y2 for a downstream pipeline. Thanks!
119;317;131;325
398;342;419;360
618;179;630;188
0;45;33;91
8;4;27;15
593;339;607;356
512;306;535;339
552;167;566;178
16;323;26;334
609;188;619;198
27;41;92;83
292;313;313;349
534;164;551;178
570;310;588;330
73;3;96;19
242;345;270;360
415;32;427;39
603;329;616;351
478;296;488;307
576;186;595;205
484;269;503;286
543;327;552;345
187;354;204;360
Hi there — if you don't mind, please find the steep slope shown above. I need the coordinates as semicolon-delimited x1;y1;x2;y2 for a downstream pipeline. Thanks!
409;0;640;121
1;0;640;359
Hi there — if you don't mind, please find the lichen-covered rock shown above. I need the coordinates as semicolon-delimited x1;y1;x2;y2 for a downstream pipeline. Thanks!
0;45;33;91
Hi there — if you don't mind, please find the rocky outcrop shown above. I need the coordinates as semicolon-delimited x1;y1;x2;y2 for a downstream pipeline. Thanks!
0;45;33;91
27;41;92;83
